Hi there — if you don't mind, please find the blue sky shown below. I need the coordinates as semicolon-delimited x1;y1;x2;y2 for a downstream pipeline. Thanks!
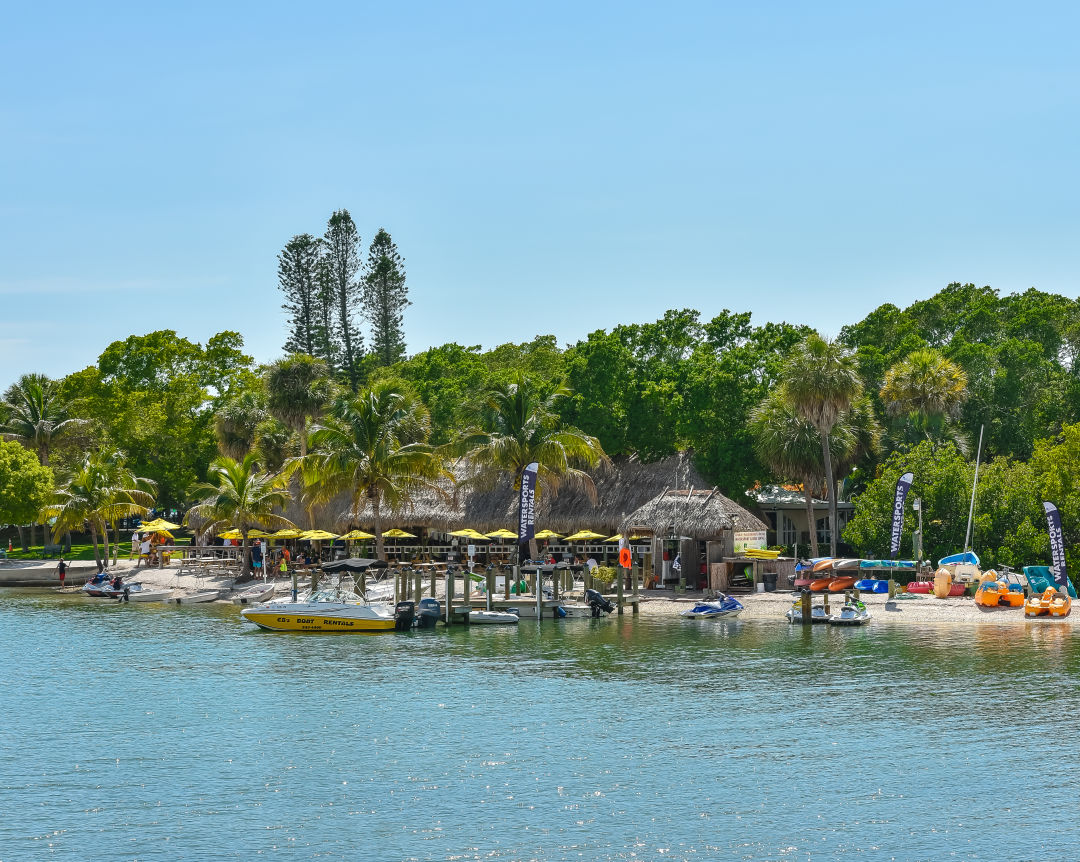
2;1;1077;388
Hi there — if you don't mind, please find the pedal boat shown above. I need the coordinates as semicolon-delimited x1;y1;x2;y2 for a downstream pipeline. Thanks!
827;600;871;626
974;579;1024;609
680;594;745;619
240;588;394;632
1025;588;1071;618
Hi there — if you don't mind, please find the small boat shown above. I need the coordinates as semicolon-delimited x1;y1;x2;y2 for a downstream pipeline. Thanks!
854;578;889;593
786;601;830;623
126;587;174;602
1025;588;1072;618
241;587;395;632
811;558;835;573
938;550;982;584
468;609;520;625
832;558;862;571
174;590;221;604
680;594;745;619
232;584;276;605
827;576;856;592
809;578;833;592
828;600;871;626
974;578;1024;609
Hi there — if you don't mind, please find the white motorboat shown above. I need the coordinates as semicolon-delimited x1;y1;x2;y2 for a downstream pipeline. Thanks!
174;590;221;604
126;586;174;602
559;602;599;618
468;609;520;625
231;584;276;605
240;587;395;632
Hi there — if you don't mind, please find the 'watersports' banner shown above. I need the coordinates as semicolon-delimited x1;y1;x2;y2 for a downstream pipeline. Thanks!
518;462;538;549
890;472;915;559
1043;501;1068;591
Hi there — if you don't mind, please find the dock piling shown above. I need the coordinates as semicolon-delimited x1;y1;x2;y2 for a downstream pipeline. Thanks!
800;589;811;625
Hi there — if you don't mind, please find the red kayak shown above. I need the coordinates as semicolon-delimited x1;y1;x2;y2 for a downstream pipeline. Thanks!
906;581;932;594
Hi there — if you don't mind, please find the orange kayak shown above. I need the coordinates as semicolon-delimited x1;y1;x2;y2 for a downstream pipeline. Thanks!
828;576;856;592
809;577;833;592
812;559;835;573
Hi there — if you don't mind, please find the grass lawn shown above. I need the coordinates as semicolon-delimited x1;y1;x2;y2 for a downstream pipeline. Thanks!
3;539;191;562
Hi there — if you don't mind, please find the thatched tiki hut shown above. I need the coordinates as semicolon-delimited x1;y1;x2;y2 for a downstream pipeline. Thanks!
622;488;766;589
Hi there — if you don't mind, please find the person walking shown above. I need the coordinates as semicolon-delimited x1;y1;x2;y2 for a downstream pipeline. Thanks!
56;556;67;589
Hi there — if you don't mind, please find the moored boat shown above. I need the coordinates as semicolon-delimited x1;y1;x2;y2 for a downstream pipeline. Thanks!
827;600;871;626
974;577;1024;609
240;587;394;632
231;584;276;605
680;594;744;620
174;590;221;605
468;609;520;625
126;586;174;602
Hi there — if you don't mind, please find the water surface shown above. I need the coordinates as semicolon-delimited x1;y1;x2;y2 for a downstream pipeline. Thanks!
2;591;1078;860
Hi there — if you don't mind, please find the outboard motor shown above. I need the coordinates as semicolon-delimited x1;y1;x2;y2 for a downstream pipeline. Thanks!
394;601;416;631
417;597;441;628
585;588;615;617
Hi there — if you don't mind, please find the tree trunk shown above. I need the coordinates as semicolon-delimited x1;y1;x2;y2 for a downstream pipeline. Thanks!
64;531;72;553
113;521;121;566
17;525;27;552
299;419;308;458
90;524;102;573
802;481;819;558
241;530;251;577
820;429;838;557
101;520;111;567
29;522;37;552
373;495;384;561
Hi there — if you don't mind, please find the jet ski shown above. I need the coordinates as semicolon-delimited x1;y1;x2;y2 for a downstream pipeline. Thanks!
827;599;871;626
680;594;744;619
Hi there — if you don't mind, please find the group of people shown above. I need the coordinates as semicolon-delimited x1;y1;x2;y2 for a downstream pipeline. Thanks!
131;532;167;568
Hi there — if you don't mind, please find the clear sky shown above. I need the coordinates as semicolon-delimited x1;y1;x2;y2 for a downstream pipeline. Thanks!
2;1;1077;389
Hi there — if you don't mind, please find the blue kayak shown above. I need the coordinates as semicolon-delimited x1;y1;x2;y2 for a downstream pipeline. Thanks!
854;578;889;593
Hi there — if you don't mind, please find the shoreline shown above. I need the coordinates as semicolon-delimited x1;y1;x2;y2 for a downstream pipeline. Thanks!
7;556;1071;627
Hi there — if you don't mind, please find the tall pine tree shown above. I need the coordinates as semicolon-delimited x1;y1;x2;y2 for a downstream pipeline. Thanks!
363;228;410;366
314;252;340;372
323;210;364;390
279;234;325;358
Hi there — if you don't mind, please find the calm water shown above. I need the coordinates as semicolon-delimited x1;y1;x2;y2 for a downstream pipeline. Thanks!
2;593;1079;861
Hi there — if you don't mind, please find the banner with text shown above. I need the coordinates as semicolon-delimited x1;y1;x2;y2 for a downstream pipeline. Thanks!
518;462;539;551
889;472;915;559
1043;501;1068;591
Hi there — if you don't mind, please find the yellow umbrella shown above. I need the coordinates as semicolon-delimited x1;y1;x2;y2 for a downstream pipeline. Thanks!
604;533;623;542
534;530;563;539
141;518;180;531
218;529;243;540
486;529;518;540
629;534;650;541
449;528;489;540
381;529;416;538
270;529;303;539
246;529;272;538
564;530;606;541
340;529;376;540
153;529;174;540
301;530;339;540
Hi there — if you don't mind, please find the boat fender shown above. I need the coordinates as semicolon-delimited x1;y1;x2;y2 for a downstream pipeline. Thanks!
556;606;567;618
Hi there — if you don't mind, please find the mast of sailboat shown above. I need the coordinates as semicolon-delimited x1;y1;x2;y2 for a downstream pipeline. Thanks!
963;424;985;552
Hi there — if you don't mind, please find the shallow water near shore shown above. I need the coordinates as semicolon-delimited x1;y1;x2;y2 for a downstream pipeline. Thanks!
3;591;1080;861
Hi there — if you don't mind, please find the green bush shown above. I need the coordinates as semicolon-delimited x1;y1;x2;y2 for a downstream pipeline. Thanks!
591;565;617;585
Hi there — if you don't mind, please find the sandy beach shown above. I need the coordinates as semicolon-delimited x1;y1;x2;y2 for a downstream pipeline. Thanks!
6;557;1072;627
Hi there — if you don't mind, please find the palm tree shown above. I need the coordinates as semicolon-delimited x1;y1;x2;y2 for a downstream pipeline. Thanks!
214;391;267;460
186;454;295;577
880;348;968;450
463;374;608;556
1;373;84;549
781;334;863;556
46;449;155;572
298;383;449;561
751;389;856;557
265;354;334;457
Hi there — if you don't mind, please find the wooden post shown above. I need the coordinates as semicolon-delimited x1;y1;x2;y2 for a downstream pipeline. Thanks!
616;564;625;614
632;563;640;614
551;566;559;603
504;564;511;600
823;591;830;615
800;589;811;625
887;578;896;599
414;570;422;603
311;570;318;594
430;568;436;597
445;568;454;624
359;570;367;598
486;568;494;611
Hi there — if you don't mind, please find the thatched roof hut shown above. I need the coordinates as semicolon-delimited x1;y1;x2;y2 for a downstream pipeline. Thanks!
279;451;734;536
621;487;766;540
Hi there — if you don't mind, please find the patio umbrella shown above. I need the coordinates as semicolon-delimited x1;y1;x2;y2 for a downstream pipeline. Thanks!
246;529;272;539
339;530;376;540
564;530;606;541
270;529;303;539
301;530;339;540
486;529;518;540
381;529;416;538
140;518;180;532
218;529;243;540
534;530;563;540
449;528;489;541
604;534;623;542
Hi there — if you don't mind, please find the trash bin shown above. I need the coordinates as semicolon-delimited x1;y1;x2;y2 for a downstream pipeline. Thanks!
762;572;778;592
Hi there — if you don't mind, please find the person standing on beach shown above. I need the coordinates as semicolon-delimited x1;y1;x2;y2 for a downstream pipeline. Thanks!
251;539;263;576
56;556;67;588
130;532;140;560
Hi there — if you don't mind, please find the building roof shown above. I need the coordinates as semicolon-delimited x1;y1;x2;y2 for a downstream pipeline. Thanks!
622;487;766;539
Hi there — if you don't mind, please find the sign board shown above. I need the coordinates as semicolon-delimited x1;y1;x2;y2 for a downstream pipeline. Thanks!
733;531;768;554
467;544;476;560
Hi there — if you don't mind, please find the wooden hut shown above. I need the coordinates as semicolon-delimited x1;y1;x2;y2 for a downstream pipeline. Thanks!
621;488;767;590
